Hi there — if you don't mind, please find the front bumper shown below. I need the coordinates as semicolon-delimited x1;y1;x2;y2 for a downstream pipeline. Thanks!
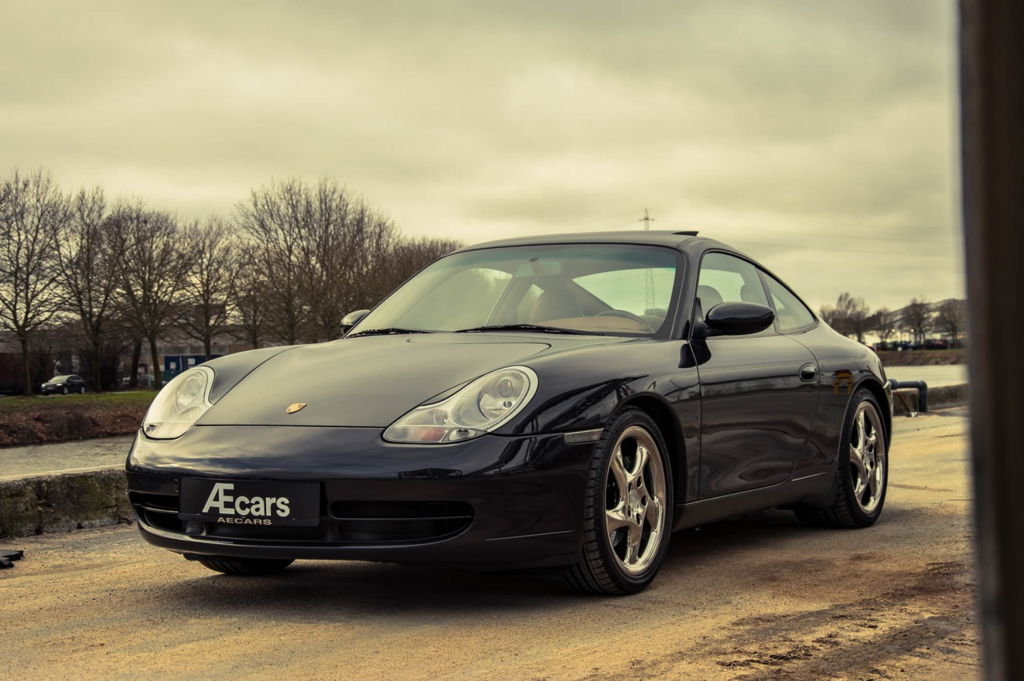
127;425;593;569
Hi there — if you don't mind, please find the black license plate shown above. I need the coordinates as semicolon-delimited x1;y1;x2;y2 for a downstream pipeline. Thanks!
178;478;320;527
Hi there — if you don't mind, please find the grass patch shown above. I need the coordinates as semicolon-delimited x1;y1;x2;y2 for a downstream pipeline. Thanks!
0;390;156;412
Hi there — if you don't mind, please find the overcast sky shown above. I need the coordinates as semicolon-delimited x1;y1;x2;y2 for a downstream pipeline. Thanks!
1;1;961;310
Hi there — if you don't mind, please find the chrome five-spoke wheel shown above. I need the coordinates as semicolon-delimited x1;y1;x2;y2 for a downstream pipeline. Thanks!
605;425;667;575
849;401;886;514
566;409;673;595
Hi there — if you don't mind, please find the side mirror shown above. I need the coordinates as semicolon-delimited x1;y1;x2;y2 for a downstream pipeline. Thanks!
695;302;775;337
340;309;370;335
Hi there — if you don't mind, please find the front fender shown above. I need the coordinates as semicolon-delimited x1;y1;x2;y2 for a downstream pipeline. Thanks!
498;339;702;502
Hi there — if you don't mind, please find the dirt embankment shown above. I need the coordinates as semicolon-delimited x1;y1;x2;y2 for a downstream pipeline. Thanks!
876;349;965;366
0;394;152;447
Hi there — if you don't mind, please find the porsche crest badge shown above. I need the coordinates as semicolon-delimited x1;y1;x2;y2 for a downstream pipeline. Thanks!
285;402;307;414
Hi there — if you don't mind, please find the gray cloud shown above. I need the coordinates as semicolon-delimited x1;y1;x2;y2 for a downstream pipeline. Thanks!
0;0;962;310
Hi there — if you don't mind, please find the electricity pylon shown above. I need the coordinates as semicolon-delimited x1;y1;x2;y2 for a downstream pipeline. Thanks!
640;209;655;312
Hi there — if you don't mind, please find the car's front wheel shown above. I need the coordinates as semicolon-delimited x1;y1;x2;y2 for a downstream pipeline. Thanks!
565;409;673;595
195;557;294;576
795;388;888;528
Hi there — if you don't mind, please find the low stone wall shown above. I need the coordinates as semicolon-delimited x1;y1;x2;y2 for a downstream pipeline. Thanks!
929;383;969;410
0;467;131;538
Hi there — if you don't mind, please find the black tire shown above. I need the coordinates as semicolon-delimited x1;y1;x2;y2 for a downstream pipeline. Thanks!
195;557;294;575
795;388;888;528
564;409;674;595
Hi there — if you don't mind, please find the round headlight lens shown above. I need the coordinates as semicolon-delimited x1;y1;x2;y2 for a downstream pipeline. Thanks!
384;366;538;444
477;371;530;420
142;366;214;439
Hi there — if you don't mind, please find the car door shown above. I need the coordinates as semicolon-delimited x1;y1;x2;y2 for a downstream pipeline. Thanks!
692;252;820;498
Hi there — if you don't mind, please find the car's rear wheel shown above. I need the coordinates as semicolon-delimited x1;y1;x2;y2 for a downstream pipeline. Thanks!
795;388;888;528
565;409;673;595
195;557;294;575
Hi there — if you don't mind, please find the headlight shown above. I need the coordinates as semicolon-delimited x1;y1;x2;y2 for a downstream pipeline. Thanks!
142;366;214;439
384;366;538;444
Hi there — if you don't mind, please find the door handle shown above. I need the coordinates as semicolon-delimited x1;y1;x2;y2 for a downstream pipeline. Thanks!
799;363;818;382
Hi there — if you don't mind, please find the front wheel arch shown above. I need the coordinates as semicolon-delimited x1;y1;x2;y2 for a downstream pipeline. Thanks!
615;394;687;507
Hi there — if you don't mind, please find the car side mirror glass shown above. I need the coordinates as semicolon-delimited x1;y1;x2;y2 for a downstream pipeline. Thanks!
703;302;775;336
340;309;370;335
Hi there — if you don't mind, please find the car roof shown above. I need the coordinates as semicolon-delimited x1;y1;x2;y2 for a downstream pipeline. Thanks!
455;230;735;256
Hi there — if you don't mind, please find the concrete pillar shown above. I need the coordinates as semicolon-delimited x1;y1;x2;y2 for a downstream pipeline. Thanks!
959;1;1024;678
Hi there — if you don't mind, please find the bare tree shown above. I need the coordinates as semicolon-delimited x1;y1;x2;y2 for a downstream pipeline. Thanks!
237;177;405;343
55;187;121;391
819;304;844;330
934;298;967;348
111;203;192;389
0;170;69;394
871;307;898;343
178;219;237;358
331;201;399;322
902;298;932;346
300;184;396;341
820;292;871;342
381;236;462;298
236;179;313;344
231;243;270;349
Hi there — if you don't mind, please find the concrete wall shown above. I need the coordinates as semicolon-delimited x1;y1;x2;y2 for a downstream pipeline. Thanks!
0;468;131;538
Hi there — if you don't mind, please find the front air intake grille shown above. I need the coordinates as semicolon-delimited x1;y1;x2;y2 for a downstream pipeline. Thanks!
329;500;473;542
129;491;183;533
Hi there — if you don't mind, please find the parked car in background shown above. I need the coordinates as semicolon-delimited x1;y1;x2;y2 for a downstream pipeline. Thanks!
874;341;913;352
41;374;87;395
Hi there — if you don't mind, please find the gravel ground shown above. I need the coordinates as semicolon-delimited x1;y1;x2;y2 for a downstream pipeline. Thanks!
0;409;978;681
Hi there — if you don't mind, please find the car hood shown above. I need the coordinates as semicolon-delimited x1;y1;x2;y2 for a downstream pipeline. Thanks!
199;333;626;428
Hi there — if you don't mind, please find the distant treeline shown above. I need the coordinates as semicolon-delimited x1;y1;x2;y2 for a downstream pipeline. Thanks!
819;292;967;347
0;169;462;394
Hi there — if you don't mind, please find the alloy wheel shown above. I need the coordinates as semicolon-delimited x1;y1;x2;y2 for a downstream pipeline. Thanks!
848;401;886;514
604;425;667;575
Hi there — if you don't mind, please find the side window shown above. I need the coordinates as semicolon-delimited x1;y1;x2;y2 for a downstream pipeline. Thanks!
761;271;816;332
697;253;770;316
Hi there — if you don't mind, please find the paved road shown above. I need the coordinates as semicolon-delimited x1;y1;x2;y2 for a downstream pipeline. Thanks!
0;435;134;480
885;364;967;387
1;410;978;681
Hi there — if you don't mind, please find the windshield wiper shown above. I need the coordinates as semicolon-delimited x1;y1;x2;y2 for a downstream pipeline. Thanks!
347;327;433;338
454;324;594;335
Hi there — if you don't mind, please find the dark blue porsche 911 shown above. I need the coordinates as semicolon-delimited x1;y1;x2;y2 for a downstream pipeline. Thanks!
127;231;892;594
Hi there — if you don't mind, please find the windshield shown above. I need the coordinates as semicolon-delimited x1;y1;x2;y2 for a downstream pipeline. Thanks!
351;244;680;336
47;375;70;382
